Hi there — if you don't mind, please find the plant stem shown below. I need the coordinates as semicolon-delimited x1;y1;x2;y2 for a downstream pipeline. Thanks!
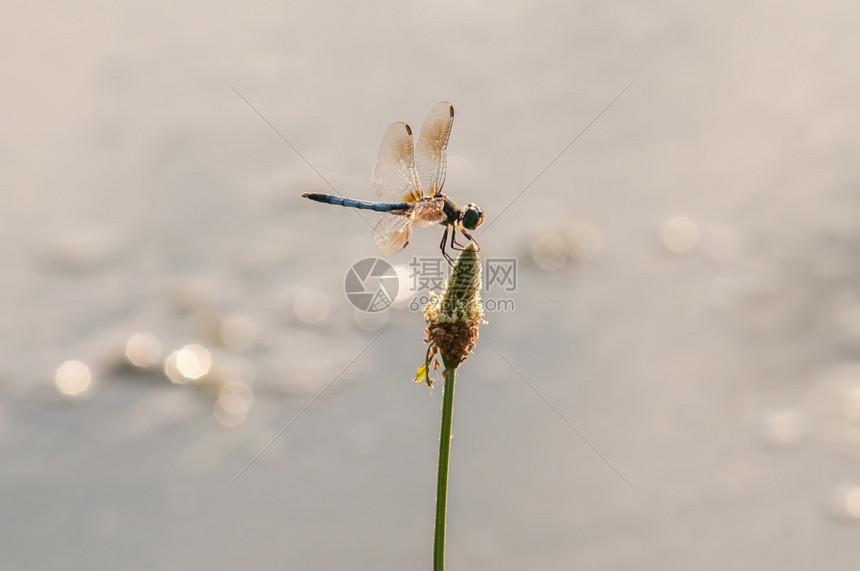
434;365;457;571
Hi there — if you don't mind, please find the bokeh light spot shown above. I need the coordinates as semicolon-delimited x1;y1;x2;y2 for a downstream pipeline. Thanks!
661;216;700;254
531;233;567;270
125;332;162;368
294;289;330;324
845;488;860;519
165;344;212;383
214;381;253;427
55;360;93;397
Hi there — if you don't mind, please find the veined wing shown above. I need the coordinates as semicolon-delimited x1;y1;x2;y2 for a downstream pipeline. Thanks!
374;122;422;204
415;101;454;197
372;212;413;255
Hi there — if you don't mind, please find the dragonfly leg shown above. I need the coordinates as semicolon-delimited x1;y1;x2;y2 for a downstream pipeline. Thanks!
450;224;467;252
459;228;481;252
439;225;455;266
451;225;481;252
451;224;478;251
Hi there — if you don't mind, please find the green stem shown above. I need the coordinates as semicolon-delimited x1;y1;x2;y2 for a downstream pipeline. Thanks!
434;365;457;571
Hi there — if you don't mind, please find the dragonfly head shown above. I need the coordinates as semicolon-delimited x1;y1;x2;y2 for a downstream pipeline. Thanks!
461;203;484;231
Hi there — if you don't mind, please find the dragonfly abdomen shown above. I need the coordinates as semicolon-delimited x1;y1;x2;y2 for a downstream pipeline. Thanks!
302;193;409;212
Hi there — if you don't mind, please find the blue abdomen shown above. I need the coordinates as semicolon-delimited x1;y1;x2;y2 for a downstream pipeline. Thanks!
303;193;409;212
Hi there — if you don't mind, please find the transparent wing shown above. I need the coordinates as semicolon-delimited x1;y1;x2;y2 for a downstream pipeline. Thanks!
411;197;447;228
374;122;422;204
415;101;454;196
372;212;413;255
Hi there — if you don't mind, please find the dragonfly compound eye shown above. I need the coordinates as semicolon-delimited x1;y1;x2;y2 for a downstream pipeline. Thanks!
461;204;484;231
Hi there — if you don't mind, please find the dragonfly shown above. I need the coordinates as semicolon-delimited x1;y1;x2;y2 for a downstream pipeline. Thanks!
302;101;484;265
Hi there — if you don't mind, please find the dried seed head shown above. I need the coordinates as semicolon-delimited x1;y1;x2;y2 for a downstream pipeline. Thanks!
416;244;484;385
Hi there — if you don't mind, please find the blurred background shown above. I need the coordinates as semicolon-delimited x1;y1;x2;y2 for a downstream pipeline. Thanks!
3;1;860;569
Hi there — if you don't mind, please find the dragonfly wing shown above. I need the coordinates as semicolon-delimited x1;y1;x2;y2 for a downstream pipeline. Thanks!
415;101;454;196
374;122;422;204
372;212;413;255
411;197;447;228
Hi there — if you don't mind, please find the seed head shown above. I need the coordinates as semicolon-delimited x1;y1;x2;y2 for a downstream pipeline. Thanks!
416;244;484;386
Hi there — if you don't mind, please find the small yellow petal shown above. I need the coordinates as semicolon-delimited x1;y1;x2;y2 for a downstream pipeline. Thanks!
415;362;429;383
